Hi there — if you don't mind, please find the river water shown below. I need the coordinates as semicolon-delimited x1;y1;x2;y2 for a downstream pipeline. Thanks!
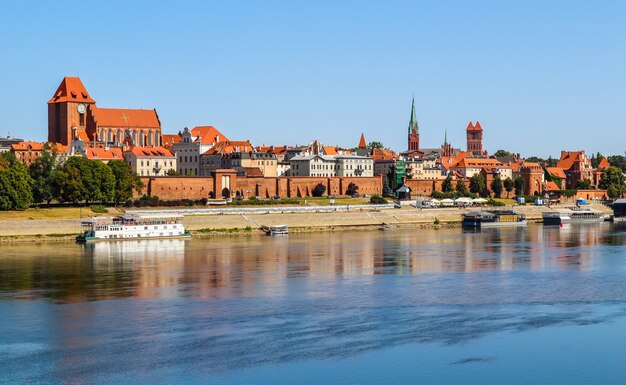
1;223;626;384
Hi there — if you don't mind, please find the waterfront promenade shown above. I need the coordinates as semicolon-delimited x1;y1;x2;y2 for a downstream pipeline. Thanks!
0;203;611;239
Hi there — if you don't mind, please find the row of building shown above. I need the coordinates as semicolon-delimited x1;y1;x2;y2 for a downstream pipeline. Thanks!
2;76;617;199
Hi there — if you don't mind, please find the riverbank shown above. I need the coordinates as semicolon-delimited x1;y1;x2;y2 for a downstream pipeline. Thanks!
0;203;612;243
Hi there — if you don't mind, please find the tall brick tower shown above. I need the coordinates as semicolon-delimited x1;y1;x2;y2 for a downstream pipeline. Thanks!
48;77;96;145
466;121;485;155
407;97;419;152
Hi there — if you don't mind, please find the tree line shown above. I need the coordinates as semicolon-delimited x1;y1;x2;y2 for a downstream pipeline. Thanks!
0;147;142;210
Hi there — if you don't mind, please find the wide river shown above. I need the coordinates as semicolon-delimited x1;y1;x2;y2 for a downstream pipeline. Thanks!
1;223;626;384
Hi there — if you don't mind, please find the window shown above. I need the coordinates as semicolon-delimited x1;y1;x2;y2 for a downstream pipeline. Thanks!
79;113;84;126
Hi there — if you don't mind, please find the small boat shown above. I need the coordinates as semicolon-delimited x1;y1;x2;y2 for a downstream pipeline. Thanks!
542;206;607;225
462;210;527;228
76;214;191;242
261;224;289;236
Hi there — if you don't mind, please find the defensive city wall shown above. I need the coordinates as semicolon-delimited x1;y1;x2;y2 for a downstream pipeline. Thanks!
138;170;384;199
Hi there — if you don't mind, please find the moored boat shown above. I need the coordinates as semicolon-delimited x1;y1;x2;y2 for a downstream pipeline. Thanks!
542;207;606;225
76;214;191;242
261;224;289;236
462;210;527;228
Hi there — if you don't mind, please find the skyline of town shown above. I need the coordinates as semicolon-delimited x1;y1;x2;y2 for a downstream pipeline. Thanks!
1;1;624;156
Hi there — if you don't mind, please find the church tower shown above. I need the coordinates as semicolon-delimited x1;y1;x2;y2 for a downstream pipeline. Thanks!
407;97;419;152
466;121;485;155
48;77;96;145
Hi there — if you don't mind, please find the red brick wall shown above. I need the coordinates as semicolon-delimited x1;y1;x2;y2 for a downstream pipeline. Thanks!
574;189;608;200
138;175;383;199
405;179;443;196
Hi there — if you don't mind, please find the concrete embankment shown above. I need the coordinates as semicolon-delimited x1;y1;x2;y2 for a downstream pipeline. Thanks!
0;203;611;243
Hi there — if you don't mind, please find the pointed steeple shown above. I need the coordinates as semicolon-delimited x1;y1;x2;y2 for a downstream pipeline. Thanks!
358;132;367;149
408;96;419;134
444;129;448;146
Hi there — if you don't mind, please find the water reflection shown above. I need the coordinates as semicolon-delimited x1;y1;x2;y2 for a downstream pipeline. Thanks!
1;225;626;383
0;224;625;303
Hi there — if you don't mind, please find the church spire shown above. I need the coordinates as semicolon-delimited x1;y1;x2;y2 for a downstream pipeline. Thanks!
408;96;418;134
444;129;448;145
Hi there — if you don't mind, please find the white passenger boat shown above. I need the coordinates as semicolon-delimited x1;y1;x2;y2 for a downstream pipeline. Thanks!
542;207;607;225
76;214;191;242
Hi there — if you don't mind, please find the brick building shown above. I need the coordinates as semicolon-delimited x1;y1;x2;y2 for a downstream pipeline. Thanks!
48;77;162;147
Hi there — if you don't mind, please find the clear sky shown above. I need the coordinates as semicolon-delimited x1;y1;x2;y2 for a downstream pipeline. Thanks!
1;1;624;157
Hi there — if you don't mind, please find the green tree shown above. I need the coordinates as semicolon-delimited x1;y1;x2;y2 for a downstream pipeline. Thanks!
491;176;503;198
0;152;34;210
367;141;385;150
456;179;468;195
441;175;454;192
493;150;513;157
165;168;180;176
469;174;486;194
29;145;59;205
54;158;87;204
590;152;604;169
575;178;592;189
599;166;625;198
607;155;626;173
90;161;116;203
526;156;544;164
503;177;514;198
514;176;525;197
108;160;143;204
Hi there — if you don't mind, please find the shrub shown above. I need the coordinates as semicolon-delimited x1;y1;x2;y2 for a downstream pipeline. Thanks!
487;199;505;207
89;204;108;213
370;195;388;204
433;218;440;225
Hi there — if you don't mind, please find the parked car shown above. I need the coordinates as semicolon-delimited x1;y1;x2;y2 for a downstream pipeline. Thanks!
351;193;360;198
271;195;281;200
327;195;336;199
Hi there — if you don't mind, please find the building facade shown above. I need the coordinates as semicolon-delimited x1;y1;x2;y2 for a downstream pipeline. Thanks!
124;146;176;177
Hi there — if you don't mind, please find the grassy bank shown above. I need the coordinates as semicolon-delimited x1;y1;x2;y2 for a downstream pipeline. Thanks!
0;207;125;221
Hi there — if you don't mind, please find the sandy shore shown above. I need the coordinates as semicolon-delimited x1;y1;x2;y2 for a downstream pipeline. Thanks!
0;203;612;243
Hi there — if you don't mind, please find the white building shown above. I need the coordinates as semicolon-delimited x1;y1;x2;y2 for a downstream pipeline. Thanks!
124;146;176;177
290;154;374;177
172;126;228;176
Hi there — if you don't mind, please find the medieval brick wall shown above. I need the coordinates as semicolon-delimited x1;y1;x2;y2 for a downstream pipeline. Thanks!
137;174;383;200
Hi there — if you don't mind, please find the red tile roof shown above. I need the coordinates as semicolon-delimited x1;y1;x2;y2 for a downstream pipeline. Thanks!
597;157;610;169
202;140;253;155
162;134;181;148
358;133;367;149
127;146;174;158
557;151;582;170
86;147;123;160
48;77;95;104
323;146;338;156
255;146;288;154
371;148;397;160
77;131;90;141
546;167;566;179
545;181;560;191
90;107;160;129
465;121;483;131
11;141;45;151
191;126;230;145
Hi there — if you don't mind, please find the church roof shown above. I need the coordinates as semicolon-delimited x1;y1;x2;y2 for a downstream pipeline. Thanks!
358;133;367;149
90;106;160;129
408;97;419;134
466;121;483;131
48;77;96;104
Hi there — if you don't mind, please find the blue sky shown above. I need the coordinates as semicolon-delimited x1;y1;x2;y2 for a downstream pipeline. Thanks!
1;1;624;157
